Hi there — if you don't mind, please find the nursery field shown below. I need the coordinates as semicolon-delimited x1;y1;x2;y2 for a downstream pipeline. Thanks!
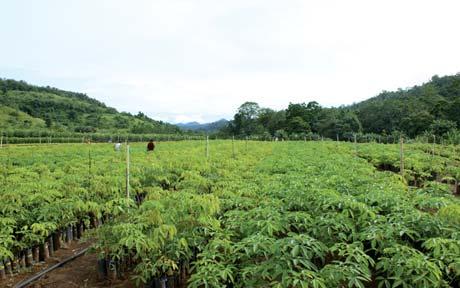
0;140;460;288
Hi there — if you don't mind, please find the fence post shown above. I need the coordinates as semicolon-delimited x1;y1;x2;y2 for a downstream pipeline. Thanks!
126;144;130;198
440;138;444;156
232;135;235;159
432;135;436;157
206;136;209;158
354;134;357;154
88;148;92;190
399;137;404;178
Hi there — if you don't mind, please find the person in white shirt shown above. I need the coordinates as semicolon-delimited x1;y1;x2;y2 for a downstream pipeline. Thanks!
114;142;122;151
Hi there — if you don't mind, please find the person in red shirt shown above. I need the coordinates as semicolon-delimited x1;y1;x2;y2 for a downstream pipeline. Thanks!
147;139;155;152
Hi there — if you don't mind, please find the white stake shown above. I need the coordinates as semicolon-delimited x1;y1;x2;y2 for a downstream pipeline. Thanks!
400;137;404;178
354;134;357;153
126;144;130;198
232;135;235;158
206;136;209;158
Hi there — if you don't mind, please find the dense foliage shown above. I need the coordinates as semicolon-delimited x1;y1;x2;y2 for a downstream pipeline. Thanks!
220;74;460;141
2;141;456;286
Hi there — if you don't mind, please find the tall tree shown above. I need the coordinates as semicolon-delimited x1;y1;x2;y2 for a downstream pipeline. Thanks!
232;102;264;136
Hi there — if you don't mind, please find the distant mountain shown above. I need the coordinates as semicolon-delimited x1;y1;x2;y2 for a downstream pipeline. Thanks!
177;119;228;132
0;78;180;134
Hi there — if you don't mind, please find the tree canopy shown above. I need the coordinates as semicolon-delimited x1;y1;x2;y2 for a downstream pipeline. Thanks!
221;74;460;140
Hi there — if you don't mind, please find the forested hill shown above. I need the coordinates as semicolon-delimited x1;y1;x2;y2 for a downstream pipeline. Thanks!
220;73;460;141
353;74;460;137
0;78;180;134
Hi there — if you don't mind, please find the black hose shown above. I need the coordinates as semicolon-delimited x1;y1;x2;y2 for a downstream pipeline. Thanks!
13;247;89;288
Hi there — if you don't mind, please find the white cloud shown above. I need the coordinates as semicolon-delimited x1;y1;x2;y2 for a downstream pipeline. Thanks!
1;0;460;123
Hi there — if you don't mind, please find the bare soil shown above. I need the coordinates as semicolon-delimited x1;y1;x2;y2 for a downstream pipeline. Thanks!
1;240;135;288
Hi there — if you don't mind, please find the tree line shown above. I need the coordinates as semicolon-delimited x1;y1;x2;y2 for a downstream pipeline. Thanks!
218;74;460;142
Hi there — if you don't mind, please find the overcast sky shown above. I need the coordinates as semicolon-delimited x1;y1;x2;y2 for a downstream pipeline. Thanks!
1;0;460;123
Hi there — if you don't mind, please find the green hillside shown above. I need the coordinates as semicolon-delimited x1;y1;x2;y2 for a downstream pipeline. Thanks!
0;78;180;134
353;74;460;137
219;74;460;141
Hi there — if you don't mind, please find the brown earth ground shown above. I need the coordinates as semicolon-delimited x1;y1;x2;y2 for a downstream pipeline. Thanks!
1;240;135;288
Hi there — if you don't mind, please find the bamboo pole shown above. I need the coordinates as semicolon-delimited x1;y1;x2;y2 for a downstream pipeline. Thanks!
399;137;404;178
354;134;357;154
232;135;235;159
126;144;130;198
206;136;209;158
88;148;92;191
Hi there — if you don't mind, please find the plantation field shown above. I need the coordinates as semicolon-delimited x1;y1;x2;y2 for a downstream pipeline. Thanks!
1;141;460;287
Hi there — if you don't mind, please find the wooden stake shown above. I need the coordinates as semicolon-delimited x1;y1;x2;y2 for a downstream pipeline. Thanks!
88;148;92;190
126;144;130;198
232;135;235;158
354;134;357;153
400;137;404;178
432;135;436;157
440;138;443;156
206;136;209;158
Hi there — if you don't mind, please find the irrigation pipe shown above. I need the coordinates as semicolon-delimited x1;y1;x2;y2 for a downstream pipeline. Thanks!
14;247;90;288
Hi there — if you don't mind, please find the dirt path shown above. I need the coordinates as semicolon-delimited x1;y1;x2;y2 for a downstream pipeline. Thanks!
28;250;135;288
1;240;135;288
